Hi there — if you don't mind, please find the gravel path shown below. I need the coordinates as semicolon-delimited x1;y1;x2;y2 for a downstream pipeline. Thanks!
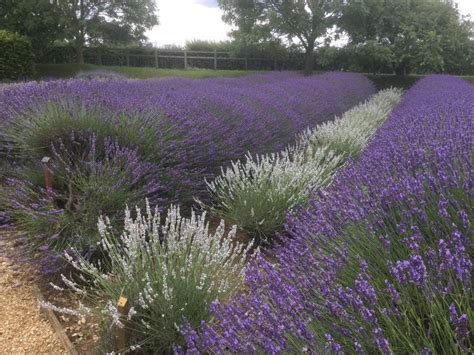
0;236;65;354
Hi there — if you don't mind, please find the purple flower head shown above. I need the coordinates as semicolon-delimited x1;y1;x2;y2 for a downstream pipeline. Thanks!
449;303;470;344
389;255;427;287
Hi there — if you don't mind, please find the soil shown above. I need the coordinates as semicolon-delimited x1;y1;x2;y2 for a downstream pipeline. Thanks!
40;281;101;354
0;231;66;354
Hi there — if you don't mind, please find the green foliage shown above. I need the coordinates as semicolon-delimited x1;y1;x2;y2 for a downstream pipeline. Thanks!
366;74;422;90
340;0;474;75
185;39;233;52
4;154;150;253
0;30;35;80
463;76;474;84
315;43;393;74
218;0;342;73
58;0;159;45
0;1;159;63
314;45;346;71
0;0;64;58
185;37;290;61
205;147;344;241
7;103;158;160
352;41;394;74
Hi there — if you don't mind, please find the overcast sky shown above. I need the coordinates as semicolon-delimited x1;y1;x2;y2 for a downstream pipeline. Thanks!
146;0;474;46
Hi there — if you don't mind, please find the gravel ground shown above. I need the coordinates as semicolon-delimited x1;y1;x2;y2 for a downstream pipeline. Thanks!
0;237;65;354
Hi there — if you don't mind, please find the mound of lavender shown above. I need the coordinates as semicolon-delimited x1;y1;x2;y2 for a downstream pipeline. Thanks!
0;72;374;204
180;76;473;353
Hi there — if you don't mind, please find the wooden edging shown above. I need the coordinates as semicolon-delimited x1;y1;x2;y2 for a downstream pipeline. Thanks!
32;284;79;355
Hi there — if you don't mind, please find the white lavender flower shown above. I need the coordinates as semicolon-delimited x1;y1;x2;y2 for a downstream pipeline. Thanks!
103;301;124;328
39;300;84;317
53;200;253;350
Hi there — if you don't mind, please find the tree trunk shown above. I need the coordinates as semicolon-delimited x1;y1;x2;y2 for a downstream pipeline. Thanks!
303;46;315;75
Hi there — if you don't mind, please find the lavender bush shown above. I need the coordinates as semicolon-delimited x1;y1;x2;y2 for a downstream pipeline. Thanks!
43;201;254;352
0;132;162;269
180;76;473;353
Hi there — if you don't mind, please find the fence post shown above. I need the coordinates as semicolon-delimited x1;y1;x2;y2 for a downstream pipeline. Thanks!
126;50;130;66
184;50;188;70
97;48;102;66
116;296;129;353
214;49;217;70
154;48;159;68
274;59;277;71
245;57;248;70
41;156;53;204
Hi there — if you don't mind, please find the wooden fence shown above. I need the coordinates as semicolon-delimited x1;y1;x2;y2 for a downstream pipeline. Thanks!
40;46;304;71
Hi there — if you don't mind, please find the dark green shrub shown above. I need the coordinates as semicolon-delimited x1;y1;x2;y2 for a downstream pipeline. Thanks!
366;74;422;90
0;30;35;80
185;39;232;52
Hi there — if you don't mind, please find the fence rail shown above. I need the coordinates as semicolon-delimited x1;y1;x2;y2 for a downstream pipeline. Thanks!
40;46;305;71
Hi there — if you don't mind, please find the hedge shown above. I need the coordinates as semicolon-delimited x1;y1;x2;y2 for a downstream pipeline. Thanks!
0;30;35;80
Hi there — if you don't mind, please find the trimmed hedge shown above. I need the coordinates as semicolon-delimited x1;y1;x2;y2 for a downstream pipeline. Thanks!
0;30;35;80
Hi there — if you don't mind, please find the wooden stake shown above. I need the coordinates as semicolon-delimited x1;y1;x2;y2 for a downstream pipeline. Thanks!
33;285;79;355
116;296;129;353
214;49;217;70
41;156;53;204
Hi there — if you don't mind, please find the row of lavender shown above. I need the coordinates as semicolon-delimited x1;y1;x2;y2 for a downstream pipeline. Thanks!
181;76;473;354
0;72;374;202
0;73;375;269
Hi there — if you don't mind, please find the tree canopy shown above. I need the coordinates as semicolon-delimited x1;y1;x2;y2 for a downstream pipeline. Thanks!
218;0;473;75
218;0;342;74
0;0;65;57
339;0;473;75
0;0;158;63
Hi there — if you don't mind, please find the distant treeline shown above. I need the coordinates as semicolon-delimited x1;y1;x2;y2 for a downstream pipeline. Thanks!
37;38;474;75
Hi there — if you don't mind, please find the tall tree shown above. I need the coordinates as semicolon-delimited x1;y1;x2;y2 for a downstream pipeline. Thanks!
0;0;65;58
0;1;159;64
218;0;341;74
52;0;159;63
340;0;473;75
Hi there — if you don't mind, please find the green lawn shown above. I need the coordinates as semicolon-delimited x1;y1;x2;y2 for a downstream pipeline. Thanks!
462;75;474;84
34;63;263;80
33;64;474;87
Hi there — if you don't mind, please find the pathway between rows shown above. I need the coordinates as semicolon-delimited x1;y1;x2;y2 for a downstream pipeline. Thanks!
0;234;65;354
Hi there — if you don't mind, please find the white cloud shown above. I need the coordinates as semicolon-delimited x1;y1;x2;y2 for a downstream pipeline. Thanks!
456;0;474;18
146;0;232;47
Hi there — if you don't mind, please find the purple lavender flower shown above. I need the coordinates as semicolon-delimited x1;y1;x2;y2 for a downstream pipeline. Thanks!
0;72;375;206
449;303;470;346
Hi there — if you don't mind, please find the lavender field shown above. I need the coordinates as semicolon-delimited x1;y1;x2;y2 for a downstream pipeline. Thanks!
0;73;472;353
180;76;474;354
